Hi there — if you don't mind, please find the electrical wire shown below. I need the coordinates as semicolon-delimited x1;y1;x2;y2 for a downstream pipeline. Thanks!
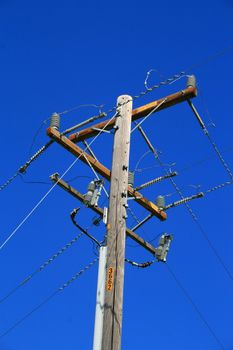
0;114;116;251
0;232;83;304
185;44;233;73
0;111;107;192
131;99;167;133
163;162;233;283
59;103;105;116
144;69;165;91
70;208;101;247
19;174;51;186
0;257;98;339
187;100;233;181
0;69;190;193
134;149;233;196
82;141;109;199
205;180;233;194
28;104;105;155
2;43;233;193
165;263;225;350
126;206;152;249
136;123;233;283
125;258;156;268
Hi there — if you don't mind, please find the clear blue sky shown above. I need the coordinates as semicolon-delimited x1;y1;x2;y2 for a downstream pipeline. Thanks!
0;1;233;349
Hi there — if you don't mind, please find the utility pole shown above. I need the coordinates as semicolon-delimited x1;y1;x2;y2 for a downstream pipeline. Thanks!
46;79;198;350
93;246;108;350
101;95;132;350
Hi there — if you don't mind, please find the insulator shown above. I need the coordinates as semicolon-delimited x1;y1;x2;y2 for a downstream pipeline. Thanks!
155;234;173;262
84;181;95;206
186;75;196;88
156;195;165;210
134;172;178;191
84;180;103;207
128;171;134;187
165;192;204;210
87;181;96;192
50;112;60;130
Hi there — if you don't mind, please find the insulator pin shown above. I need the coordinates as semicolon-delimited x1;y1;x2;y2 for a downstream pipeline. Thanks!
50;112;60;130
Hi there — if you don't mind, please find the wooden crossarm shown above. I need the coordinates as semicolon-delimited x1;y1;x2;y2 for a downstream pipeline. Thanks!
50;174;159;256
47;127;167;221
68;86;197;143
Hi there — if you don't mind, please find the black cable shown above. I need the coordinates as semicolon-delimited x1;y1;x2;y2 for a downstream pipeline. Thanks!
165;263;225;350
70;208;101;247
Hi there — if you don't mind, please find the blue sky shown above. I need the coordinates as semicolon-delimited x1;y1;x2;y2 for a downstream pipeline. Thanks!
0;1;233;349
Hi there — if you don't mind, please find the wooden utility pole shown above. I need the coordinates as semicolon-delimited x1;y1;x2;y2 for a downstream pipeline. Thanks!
101;95;132;350
46;78;198;350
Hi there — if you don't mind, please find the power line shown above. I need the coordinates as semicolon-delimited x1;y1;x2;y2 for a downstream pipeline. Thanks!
59;103;105;116
0;112;107;192
187;100;233;181
205;180;233;194
28;104;105;155
0;231;83;304
0;257;98;339
0;114;117;251
2;43;233;193
133;150;233;196
126;205;151;248
82;140;109;199
185;44;233;73
131;98;167;133
0;172;19;191
125;258;156;268
166;172;233;283
70;208;101;247
135;122;233;284
0;70;191;193
165;263;225;350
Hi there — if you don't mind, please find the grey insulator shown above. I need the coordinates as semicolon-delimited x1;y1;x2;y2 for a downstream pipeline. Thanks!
128;172;134;187
156;195;165;209
87;181;96;192
84;181;96;206
186;75;196;88
50;112;60;130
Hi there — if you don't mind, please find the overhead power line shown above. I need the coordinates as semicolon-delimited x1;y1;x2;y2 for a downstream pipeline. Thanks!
135;119;233;284
2;44;233;192
166;264;225;350
0;112;107;192
0;70;188;193
187;100;233;181
70;208;101;247
0;114;116;251
0;232;83;305
0;257;98;340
